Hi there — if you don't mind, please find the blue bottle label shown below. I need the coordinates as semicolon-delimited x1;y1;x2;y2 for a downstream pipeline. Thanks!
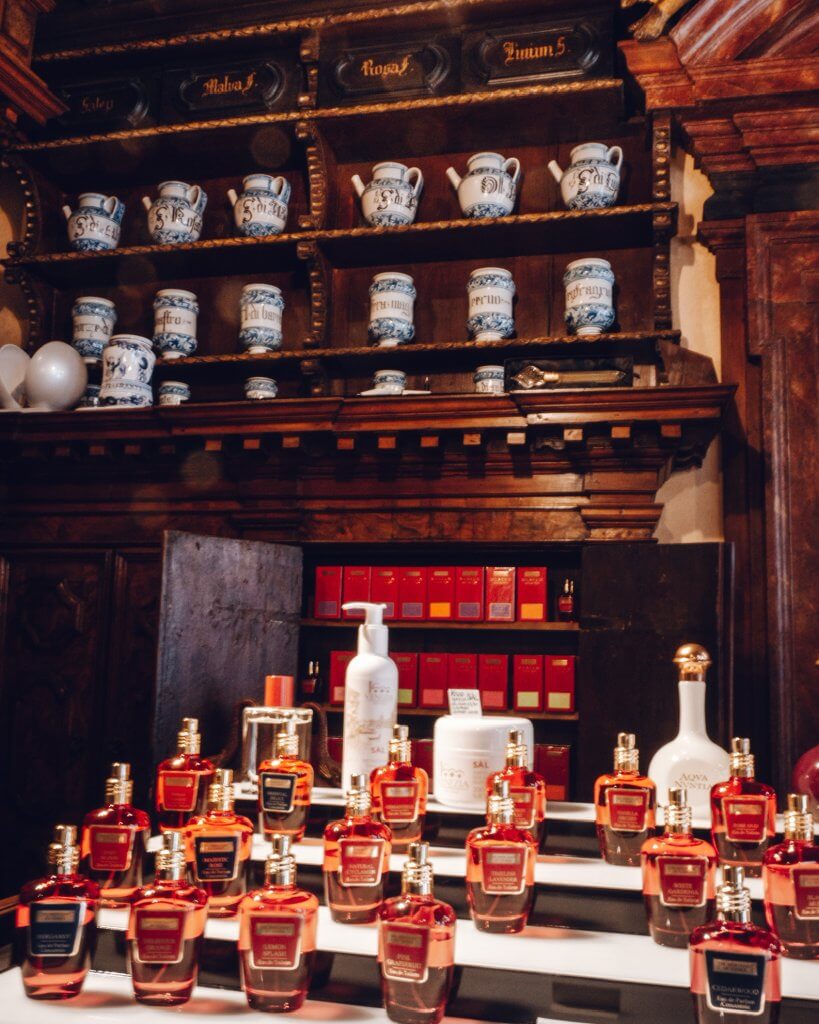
28;900;84;958
705;949;767;1015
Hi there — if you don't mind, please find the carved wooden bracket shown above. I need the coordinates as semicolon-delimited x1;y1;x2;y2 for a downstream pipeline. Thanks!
296;239;329;349
1;153;42;256
295;120;328;230
3;265;44;349
298;30;320;109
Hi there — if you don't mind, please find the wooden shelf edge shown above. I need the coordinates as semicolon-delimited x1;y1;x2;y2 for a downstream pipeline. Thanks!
301;618;580;632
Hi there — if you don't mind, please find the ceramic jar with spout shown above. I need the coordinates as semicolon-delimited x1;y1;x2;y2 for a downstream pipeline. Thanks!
467;267;515;341
142;181;207;245
446;152;520;219
563;258;616;336
548;143;623;210
239;284;284;353
62;193;124;251
368;272;416;347
100;334;155;407
227;174;291;237
351;162;424;227
71;296;117;363
153;288;199;359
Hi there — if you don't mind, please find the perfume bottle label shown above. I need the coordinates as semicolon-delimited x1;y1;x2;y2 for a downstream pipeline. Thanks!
557;595;574;614
89;824;135;872
159;771;199;812
510;786;536;829
657;856;707;908
249;914;303;969
28;901;84;958
382;922;430;983
606;788;649;833
260;771;297;814
722;796;768;844
479;843;527;895
793;865;819;919
339;838;385;887
133;907;186;964
194;834;240;882
705;949;767;1015
381;781;420;823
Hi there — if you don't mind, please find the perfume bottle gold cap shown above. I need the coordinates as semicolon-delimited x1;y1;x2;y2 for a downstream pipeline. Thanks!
665;786;692;834
156;829;186;879
788;793;808;813
48;824;80;873
673;643;711;680
729;737;755;777
346;773;371;815
276;718;299;757
783;792;814;842
668;786;687;805
208;768;234;811
717;864;751;922
614;733;639;771
106;761;134;805
487;777;514;823
265;832;297;886
402;840;433;895
506;729;528;765
389;724;411;763
178;717;201;754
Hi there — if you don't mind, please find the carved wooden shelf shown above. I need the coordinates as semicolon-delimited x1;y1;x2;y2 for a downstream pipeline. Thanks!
301;618;580;632
317;702;580;721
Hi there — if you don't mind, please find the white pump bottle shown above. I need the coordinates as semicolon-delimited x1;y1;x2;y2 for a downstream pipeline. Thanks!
340;602;398;790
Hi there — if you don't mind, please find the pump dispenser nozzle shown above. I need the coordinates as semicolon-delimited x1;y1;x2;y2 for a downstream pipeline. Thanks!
342;602;389;656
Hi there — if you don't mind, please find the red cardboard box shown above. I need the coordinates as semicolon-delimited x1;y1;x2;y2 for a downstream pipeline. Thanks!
314;565;342;619
414;738;434;789
371;566;398;620
419;653;448;708
513;654;544;712
486;567;515;621
455;566;484;621
517;568;547;621
545;654;576;713
342;566;371;617
394;652;419;708
329;650;354;705
447;653;477;689
398;567;427;620
478;653;509;710
535;743;570;801
428;567;455;620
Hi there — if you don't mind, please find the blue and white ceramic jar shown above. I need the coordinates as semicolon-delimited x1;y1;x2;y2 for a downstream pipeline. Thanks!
227;174;291;237
153;288;199;359
158;380;191;406
467;267;515;341
77;383;101;409
100;334;155;407
239;284;284;353
351;162;424;227
548;143;623;210
71;296;117;363
62;193;124;252
372;369;407;394
245;376;278;400
142;181;207;245
473;365;505;394
368;272;416;347
563;258;616;336
446;152;520;219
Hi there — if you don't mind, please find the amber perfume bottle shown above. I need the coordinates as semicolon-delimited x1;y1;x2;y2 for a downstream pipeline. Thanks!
16;825;100;1001
371;725;429;849
466;777;537;934
486;729;547;847
711;737;777;877
80;762;150;907
183;768;254;918
557;578;576;622
127;830;208;1006
323;773;392;924
763;793;819;959
378;843;456;1024
641;787;718;948
155;717;216;832
595;732;656;866
299;659;323;702
238;834;319;1012
689;866;782;1024
258;719;314;843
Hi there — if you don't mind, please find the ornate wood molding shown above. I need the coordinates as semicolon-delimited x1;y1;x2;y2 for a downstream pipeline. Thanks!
0;1;63;125
296;239;329;349
295;120;328;229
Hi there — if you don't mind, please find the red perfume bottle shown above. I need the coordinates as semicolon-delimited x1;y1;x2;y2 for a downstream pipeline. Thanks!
486;729;547;847
594;732;656;866
641;786;718;948
238;833;319;1012
763;793;819;959
127;830;208;1005
80;762;150;908
711;737;777;878
258;718;314;843
371;725;429;850
466;777;537;934
557;578;576;622
323;773;392;924
690;866;782;1024
16;825;99;1001
378;842;456;1024
183;768;254;918
155;717;215;832
299;659;323;703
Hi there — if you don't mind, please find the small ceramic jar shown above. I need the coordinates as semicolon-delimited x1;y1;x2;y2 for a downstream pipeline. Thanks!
245;376;278;400
142;181;207;245
100;334;155;407
368;272;416;347
153;288;199;359
77;383;101;409
158;381;191;406
351;162;424;227
473;365;505;394
548;143;623;210
239;283;284;353
446;153;520;218
227;174;291;237
62;193;124;252
372;369;407;394
563;258;616;336
467;267;515;341
71;296;117;363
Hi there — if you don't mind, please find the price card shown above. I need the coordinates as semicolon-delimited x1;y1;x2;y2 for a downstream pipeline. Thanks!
447;689;482;716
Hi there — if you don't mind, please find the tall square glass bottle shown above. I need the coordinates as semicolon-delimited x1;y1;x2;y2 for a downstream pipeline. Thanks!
711;738;776;877
595;732;656;866
371;725;429;850
763;793;819;959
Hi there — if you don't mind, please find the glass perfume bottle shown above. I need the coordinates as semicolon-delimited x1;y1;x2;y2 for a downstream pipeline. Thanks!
300;659;323;703
595;732;656;866
155;717;215;832
486;729;547;847
557;578;576;622
641;786;718;948
258;718;314;843
127;830;208;1006
16;825;99;1001
371;725;429;849
80;762;150;907
378;842;456;1024
465;777;537;934
323;773;392;924
183;768;254;918
762;793;819;959
711;738;777;877
238;834;319;1012
690;866;782;1024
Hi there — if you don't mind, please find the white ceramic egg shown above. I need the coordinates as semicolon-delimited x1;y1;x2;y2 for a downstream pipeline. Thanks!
25;341;88;411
